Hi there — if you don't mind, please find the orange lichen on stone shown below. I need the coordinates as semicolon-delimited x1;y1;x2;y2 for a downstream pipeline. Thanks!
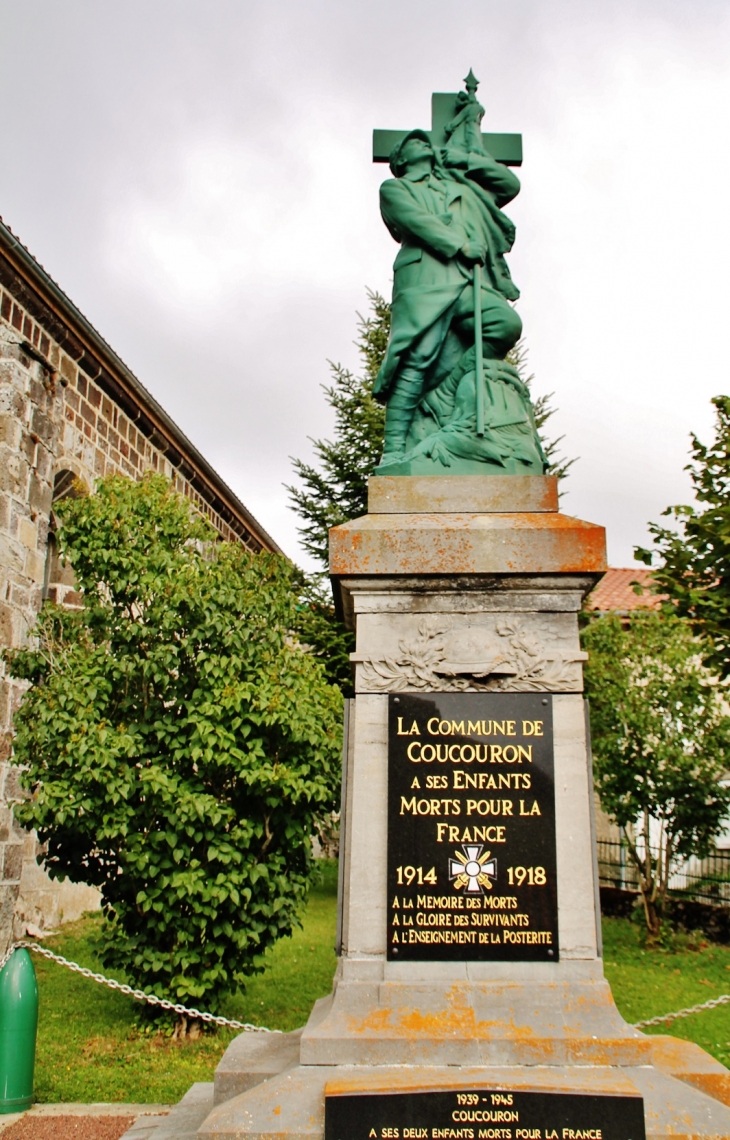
329;511;607;577
649;1035;730;1107
340;983;654;1067
324;1067;641;1098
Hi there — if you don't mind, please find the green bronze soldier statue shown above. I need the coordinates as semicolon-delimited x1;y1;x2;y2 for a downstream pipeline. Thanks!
373;72;546;476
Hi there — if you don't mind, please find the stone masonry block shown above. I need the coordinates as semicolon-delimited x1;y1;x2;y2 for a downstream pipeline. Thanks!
24;548;45;585
0;882;20;951
31;405;56;447
9;581;30;610
18;517;37;550
35;444;53;481
80;400;95;428
4;765;22;802
0;534;25;576
0;603;14;646
28;472;52;515
0;682;10;729
29;376;50;408
0;803;11;842
0;452;28;496
0;414;21;449
2;842;23;882
60;353;76;384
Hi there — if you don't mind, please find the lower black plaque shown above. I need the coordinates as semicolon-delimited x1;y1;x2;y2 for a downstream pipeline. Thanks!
387;693;558;961
326;1088;646;1140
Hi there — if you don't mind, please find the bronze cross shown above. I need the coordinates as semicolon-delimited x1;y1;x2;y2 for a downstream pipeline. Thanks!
372;72;522;167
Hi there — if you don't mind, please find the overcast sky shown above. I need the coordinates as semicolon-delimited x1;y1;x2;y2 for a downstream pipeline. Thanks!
2;1;729;567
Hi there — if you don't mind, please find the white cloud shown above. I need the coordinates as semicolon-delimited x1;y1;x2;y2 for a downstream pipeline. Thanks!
3;0;730;567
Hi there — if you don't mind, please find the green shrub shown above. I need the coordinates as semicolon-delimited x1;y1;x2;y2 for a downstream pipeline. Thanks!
6;474;342;1018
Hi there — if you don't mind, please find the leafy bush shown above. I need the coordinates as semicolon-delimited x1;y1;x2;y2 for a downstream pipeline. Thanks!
5;474;342;1019
583;610;730;942
638;394;730;680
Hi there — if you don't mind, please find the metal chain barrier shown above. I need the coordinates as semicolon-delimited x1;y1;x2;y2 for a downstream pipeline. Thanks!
7;938;729;1034
633;991;730;1029
0;941;279;1033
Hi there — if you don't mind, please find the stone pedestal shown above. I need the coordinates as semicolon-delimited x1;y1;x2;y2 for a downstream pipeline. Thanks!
199;477;730;1140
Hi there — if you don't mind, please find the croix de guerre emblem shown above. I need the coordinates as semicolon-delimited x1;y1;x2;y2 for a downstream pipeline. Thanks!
448;845;496;893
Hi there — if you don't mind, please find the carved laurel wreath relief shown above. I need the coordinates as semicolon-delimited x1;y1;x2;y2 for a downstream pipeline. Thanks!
354;615;586;693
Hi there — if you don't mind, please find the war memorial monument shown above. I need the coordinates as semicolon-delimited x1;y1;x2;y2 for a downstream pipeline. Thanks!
198;74;730;1140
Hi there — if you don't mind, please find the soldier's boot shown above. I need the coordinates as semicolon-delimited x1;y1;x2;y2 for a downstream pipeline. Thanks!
381;373;423;459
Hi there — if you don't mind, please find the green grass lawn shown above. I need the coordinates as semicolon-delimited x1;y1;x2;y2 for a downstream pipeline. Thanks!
32;861;339;1104
602;915;730;1068
28;872;730;1104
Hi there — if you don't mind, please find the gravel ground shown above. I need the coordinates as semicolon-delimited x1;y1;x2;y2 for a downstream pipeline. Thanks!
0;1116;136;1140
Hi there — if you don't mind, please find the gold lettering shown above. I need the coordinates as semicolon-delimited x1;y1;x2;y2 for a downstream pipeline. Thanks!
437;824;506;843
465;798;513;817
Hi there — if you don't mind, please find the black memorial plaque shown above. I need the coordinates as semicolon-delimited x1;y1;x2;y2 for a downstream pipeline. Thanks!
387;693;558;961
326;1088;646;1140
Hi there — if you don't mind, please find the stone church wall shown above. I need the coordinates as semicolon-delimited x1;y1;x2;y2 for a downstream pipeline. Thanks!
0;279;270;949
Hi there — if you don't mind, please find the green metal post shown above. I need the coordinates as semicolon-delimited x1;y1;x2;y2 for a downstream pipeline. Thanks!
0;949;38;1113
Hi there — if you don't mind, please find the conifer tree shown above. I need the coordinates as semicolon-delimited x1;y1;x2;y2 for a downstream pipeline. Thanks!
288;291;389;570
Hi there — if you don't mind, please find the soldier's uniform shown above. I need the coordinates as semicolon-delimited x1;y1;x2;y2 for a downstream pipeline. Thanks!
375;133;523;459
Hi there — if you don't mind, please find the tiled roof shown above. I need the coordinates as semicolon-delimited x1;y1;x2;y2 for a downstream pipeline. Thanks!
585;567;663;613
